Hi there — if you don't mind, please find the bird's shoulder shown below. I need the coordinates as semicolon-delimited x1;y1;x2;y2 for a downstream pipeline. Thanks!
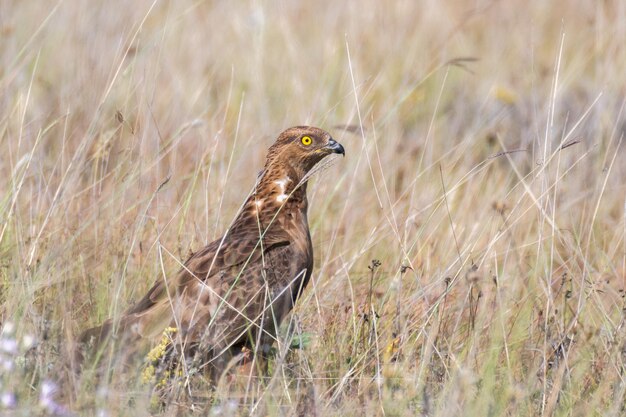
125;215;295;316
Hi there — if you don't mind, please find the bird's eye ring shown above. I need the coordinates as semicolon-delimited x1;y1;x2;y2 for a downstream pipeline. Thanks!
301;136;312;146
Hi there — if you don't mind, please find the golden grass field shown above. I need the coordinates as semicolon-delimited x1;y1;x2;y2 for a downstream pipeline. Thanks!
1;0;625;415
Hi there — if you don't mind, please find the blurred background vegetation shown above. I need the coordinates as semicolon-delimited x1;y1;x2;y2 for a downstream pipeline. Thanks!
0;0;625;415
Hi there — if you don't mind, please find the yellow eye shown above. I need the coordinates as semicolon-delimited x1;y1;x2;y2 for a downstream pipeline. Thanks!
301;136;312;146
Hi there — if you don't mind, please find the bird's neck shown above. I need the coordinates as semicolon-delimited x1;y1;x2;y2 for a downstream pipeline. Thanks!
253;166;308;209
235;166;309;226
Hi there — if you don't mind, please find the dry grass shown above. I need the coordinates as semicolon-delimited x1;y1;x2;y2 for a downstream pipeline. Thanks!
1;0;625;415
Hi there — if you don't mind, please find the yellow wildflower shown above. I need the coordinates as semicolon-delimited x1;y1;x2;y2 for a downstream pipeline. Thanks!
141;327;178;386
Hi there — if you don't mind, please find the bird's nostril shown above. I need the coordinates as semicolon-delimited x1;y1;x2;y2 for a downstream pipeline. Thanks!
328;139;337;145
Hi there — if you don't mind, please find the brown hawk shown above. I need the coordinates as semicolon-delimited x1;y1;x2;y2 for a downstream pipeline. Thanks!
77;126;344;379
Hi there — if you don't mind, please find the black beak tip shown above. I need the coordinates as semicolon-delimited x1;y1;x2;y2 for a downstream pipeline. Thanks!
328;138;345;156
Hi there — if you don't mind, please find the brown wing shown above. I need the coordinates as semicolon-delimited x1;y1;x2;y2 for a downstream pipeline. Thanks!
170;240;312;356
92;210;308;352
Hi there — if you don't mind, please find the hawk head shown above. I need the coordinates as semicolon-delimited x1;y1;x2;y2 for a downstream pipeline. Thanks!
264;126;345;179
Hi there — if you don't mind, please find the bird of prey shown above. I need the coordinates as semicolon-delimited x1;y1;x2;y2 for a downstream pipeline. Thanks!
76;126;345;380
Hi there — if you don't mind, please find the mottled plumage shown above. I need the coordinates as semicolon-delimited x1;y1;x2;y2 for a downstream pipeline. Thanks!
77;126;344;377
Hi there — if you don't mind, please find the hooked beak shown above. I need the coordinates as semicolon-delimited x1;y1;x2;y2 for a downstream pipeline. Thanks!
325;138;345;156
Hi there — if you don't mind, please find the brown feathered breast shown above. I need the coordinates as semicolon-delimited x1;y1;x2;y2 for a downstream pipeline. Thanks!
78;126;344;372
